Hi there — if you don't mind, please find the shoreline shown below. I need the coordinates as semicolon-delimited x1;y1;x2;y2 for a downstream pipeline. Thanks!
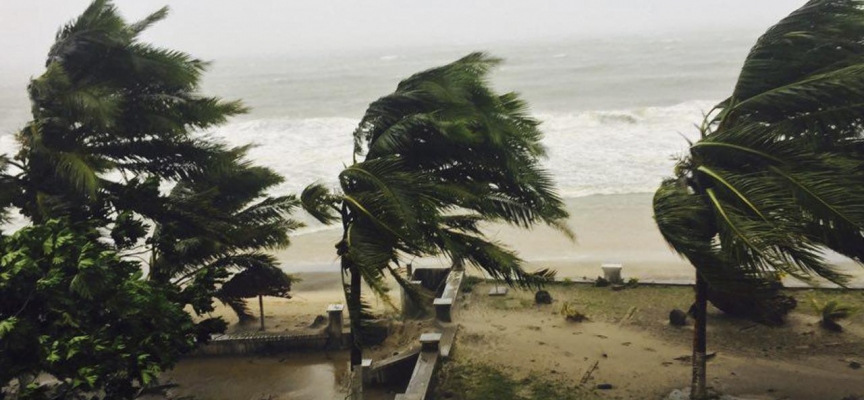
278;192;864;287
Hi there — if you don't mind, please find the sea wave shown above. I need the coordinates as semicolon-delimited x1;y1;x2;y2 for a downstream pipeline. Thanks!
204;100;718;199
0;100;718;222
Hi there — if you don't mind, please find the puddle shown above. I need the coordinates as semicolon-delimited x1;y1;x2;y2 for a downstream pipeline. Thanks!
147;352;398;400
152;352;353;400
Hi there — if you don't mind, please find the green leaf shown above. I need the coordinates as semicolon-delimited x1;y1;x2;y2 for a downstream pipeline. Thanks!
0;317;17;339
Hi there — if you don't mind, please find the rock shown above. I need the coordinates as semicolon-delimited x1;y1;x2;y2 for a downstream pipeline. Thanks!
596;383;614;390
850;360;862;370
704;279;797;325
535;290;553;304
669;309;688;326
308;315;327;328
611;284;625;291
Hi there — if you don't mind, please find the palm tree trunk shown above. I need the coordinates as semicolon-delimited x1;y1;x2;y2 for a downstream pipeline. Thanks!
348;260;363;367
691;272;708;400
258;295;265;331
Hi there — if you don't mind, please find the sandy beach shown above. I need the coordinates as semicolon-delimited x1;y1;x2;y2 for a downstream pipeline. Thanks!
277;193;864;288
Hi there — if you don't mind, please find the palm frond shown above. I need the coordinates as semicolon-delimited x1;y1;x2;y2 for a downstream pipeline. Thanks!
300;183;340;224
128;6;169;34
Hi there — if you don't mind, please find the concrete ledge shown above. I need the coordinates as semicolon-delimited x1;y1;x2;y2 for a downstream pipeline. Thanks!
489;286;509;296
192;332;329;356
390;267;465;399
400;350;440;399
191;304;348;356
419;332;442;352
365;347;421;386
433;298;453;322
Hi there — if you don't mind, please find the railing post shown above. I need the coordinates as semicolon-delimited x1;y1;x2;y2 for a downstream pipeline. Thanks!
419;332;442;352
327;304;345;348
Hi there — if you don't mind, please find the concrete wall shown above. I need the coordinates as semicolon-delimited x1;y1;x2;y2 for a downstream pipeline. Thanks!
189;304;347;357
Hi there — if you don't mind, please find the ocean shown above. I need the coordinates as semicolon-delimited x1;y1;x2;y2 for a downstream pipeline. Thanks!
0;33;753;201
2;32;861;285
195;33;750;202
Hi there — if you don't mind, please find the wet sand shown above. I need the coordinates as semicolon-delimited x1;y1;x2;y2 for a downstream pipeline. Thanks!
277;193;864;287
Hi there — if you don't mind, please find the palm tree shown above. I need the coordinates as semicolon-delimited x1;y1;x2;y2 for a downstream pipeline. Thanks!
148;146;302;323
653;1;864;398
5;0;244;227
301;53;571;369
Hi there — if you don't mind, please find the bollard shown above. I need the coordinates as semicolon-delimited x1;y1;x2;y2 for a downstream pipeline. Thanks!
601;263;623;284
419;332;442;352
327;304;345;348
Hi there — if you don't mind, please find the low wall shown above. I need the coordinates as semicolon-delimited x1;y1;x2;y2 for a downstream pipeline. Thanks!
191;332;340;356
389;268;465;400
190;304;347;357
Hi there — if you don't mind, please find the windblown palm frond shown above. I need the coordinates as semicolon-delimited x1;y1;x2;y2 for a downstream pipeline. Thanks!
655;0;864;292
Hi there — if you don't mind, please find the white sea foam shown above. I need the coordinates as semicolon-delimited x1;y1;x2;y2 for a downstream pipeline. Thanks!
537;100;715;197
206;100;715;203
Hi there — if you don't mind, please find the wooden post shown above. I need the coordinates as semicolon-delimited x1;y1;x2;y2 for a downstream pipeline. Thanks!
691;273;708;399
258;295;265;331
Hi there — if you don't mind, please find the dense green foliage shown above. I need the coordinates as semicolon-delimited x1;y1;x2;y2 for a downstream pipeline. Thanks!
0;220;194;399
301;53;571;365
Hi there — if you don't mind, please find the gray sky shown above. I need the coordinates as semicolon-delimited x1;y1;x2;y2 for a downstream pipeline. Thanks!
1;0;805;73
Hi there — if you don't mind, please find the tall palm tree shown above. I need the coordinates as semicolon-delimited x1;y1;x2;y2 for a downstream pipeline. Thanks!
653;1;864;398
6;0;244;227
302;53;571;369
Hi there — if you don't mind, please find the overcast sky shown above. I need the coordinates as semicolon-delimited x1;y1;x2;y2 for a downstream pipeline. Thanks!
1;0;806;72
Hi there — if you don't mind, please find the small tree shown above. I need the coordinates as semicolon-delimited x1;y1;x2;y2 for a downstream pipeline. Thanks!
220;265;296;330
812;299;857;332
0;220;195;399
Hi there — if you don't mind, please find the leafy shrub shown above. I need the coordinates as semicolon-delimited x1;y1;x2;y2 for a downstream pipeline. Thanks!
560;302;588;322
812;298;857;332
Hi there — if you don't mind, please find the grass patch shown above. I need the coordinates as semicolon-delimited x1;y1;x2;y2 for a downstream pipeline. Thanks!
434;359;594;400
461;276;485;293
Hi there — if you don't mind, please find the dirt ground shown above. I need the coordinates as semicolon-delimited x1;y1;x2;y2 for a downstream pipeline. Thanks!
443;282;864;400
